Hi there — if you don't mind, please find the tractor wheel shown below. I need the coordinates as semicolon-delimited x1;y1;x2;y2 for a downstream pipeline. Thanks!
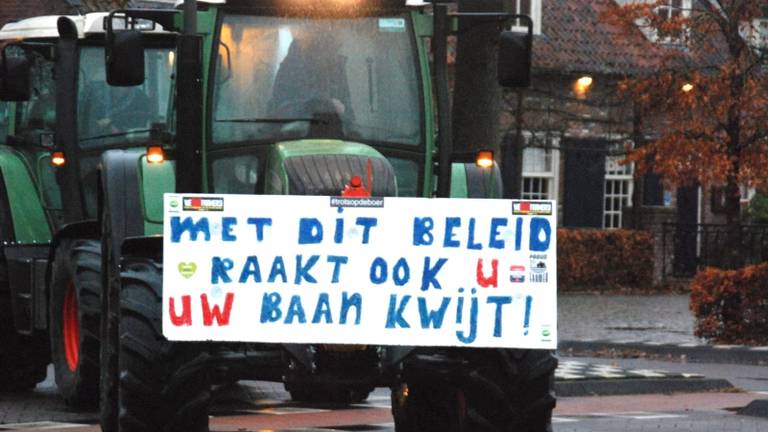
99;211;118;432
49;239;101;408
115;256;211;432
0;281;48;392
391;349;557;432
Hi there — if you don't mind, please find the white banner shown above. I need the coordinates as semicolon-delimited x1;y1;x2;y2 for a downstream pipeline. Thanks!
162;194;557;349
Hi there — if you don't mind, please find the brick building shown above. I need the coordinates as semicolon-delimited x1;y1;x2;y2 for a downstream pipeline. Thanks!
502;0;671;231
501;0;766;281
0;1;71;27
0;0;174;27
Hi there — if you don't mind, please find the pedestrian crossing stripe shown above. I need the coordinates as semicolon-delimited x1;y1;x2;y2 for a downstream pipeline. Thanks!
556;360;703;380
0;422;87;430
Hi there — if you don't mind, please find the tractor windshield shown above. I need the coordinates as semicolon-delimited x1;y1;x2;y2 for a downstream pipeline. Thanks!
212;14;422;147
77;46;173;149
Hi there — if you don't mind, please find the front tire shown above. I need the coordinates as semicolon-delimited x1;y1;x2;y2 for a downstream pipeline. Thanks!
392;349;557;432
49;239;101;408
115;256;211;432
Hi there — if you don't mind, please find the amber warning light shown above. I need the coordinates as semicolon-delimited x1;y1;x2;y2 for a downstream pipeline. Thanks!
51;151;66;167
147;146;165;164
475;150;494;169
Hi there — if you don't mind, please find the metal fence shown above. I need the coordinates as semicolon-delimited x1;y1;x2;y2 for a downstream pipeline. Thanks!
661;223;768;278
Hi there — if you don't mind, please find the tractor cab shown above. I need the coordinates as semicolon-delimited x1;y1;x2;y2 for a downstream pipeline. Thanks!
94;2;550;430
0;12;176;409
208;3;425;198
0;13;175;225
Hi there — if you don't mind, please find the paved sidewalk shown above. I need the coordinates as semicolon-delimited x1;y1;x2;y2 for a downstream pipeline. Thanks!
558;293;700;345
557;292;768;365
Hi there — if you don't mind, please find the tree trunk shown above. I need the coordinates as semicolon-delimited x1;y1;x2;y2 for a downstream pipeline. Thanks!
723;172;743;269
452;0;505;158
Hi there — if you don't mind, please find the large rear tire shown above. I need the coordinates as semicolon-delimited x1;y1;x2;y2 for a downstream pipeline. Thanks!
115;256;211;432
99;211;119;432
49;239;101;408
392;349;557;432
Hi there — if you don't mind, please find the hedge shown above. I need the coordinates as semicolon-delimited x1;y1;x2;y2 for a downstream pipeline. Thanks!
690;264;768;345
557;229;654;291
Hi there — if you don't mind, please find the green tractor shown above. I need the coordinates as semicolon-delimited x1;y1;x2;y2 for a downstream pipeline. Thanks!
98;0;556;431
0;12;175;407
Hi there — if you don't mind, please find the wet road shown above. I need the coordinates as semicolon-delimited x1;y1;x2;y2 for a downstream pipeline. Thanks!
1;386;767;432
1;294;763;431
2;358;768;432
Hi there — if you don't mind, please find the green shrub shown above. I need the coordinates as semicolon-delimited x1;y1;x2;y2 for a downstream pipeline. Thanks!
689;264;768;345
744;193;768;224
557;229;654;291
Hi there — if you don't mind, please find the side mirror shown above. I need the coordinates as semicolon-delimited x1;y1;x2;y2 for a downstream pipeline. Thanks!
0;52;31;101
106;20;145;86
498;31;532;88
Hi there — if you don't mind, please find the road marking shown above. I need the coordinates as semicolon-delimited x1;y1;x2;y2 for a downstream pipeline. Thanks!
626;369;667;378
0;422;88;430
577;411;687;421
615;413;687;420
367;395;391;402
552;416;579;423
248;406;330;415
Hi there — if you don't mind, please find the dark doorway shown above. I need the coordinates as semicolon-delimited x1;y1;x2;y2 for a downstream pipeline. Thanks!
673;186;699;275
563;139;608;228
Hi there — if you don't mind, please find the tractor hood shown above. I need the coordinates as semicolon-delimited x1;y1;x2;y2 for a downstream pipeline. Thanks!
263;140;397;196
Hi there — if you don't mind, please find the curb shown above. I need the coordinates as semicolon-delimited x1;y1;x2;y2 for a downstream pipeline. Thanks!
558;340;768;365
555;377;734;397
739;399;768;418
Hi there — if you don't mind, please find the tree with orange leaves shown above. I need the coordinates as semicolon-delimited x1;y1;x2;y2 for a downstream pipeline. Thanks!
606;0;767;267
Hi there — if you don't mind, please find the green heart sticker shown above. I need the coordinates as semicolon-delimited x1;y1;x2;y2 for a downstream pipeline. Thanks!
178;262;197;279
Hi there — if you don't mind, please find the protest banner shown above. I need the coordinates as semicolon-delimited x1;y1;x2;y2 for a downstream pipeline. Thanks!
162;194;557;349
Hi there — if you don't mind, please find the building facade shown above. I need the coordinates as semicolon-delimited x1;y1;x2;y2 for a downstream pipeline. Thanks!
503;0;670;230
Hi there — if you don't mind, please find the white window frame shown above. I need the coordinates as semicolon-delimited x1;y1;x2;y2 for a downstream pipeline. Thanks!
603;155;634;229
628;0;692;45
745;18;768;52
509;0;542;35
521;133;559;201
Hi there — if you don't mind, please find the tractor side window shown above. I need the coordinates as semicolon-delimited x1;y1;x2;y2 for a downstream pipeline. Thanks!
0;102;10;144
15;53;55;139
75;46;173;219
77;46;173;149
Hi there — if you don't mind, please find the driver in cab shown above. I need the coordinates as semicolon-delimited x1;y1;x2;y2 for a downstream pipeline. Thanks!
268;26;352;119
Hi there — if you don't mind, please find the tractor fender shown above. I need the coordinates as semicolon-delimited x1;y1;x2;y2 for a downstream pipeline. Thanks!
99;150;146;263
44;219;100;292
0;147;51;244
450;161;503;198
121;235;163;263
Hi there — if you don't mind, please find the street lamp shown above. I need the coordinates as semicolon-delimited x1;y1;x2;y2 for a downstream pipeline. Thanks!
574;75;593;99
